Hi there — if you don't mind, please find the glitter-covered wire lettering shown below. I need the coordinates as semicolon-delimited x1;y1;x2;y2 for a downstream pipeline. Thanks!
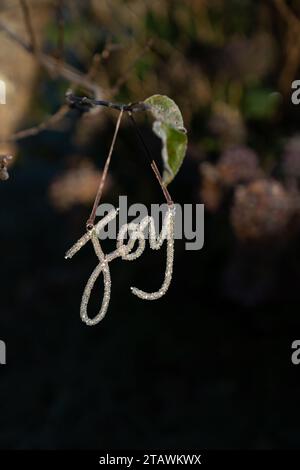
65;109;176;326
65;205;175;325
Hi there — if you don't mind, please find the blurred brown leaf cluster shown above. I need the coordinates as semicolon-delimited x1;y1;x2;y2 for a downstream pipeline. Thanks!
49;160;111;211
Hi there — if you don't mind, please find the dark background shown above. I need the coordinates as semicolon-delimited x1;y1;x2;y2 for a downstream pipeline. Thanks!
0;0;300;449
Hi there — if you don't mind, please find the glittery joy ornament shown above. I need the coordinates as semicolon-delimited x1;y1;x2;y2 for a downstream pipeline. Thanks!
65;205;176;326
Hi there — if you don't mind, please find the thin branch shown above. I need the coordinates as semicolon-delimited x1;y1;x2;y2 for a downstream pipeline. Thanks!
86;53;102;81
0;19;31;51
19;0;38;53
55;0;65;62
101;42;125;60
0;16;108;144
86;43;125;82
0;20;103;96
66;92;150;113
273;0;300;29
109;39;153;96
1;104;69;143
273;0;300;93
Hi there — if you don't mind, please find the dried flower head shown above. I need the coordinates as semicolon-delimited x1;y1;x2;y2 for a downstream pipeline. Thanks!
231;179;292;240
49;160;112;211
283;135;300;178
209;102;246;146
199;162;222;212
223;33;274;82
217;146;261;186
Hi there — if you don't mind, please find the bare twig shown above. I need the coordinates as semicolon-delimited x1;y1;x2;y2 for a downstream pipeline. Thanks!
273;0;300;93
273;0;300;29
19;0;38;53
109;39;153;96
66;92;150;113
0;11;106;144
0;20;103;96
0;6;153;146
86;43;125;82
86;53;102;81
101;42;124;60
55;0;65;62
1;104;69;143
0;19;31;51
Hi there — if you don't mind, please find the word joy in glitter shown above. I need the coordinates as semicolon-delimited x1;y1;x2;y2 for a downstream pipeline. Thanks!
65;205;175;326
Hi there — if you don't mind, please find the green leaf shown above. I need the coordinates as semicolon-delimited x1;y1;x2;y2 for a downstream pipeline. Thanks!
144;95;187;185
244;88;280;120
